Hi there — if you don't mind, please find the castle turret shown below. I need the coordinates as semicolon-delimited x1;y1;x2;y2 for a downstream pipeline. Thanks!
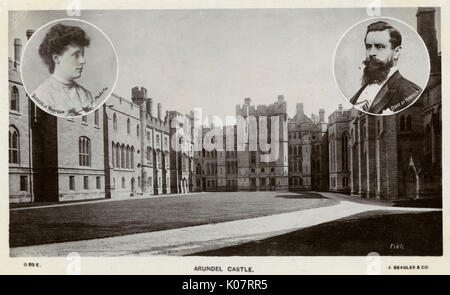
417;7;439;74
14;38;22;68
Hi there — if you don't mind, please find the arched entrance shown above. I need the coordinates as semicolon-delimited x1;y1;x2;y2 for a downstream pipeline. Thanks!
131;177;135;196
406;157;419;200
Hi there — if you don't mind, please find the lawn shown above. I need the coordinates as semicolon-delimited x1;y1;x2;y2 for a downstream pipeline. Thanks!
191;210;442;256
10;191;338;247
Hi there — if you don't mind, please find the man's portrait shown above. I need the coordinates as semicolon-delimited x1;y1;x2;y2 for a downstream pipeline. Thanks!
20;19;118;118
334;17;430;116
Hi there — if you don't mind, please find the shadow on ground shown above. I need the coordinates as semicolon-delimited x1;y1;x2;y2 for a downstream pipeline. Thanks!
275;193;328;199
393;198;442;209
190;210;442;256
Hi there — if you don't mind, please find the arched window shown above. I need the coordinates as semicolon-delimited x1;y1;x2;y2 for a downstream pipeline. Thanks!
9;126;19;164
406;115;412;131
79;137;91;167
342;133;349;171
400;115;405;131
94;109;99;126
116;143;120;168
10;86;19;112
121;145;125;168
126;146;130;168
131;146;135;168
113;113;117;131
147;147;152;162
127;118;130;134
137;125;140;137
121;177;125;189
111;142;115;168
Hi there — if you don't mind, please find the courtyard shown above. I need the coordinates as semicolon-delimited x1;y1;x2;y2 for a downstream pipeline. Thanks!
9;191;441;256
10;191;337;247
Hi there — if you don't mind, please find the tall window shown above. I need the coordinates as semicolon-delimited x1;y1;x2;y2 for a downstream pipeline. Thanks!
127;118;131;134
20;175;28;192
131;146;135;168
96;176;101;189
126;146;130;168
137;125;140;137
94;110;99;126
10;86;19;112
82;115;87;123
113;113;117;131
400;115;405;131
111;142;115;168
406;115;412;131
9;126;19;164
69;176;75;190
116;143;120;168
79;137;91;166
121;177;125;188
121;145;125;168
83;176;89;190
342;133;349;171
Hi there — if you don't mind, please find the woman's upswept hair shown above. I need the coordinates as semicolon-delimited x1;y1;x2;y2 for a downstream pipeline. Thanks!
38;23;90;73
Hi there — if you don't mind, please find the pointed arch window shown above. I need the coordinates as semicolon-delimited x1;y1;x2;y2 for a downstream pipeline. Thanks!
9;126;20;164
406;115;412;131
127;118;131;134
116;143;120;168
400;115;405;131
79;136;91;167
10;86;19;112
131;146;135;168
121;145;125;168
113;113;117;131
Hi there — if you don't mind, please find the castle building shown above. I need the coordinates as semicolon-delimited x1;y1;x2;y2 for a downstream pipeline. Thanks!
234;96;289;191
168;110;195;194
288;103;328;191
327;104;358;193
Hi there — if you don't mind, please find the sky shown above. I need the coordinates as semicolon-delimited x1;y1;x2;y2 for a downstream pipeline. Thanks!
9;8;441;122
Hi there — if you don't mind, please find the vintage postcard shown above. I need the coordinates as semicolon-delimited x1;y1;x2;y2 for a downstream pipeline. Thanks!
0;0;448;275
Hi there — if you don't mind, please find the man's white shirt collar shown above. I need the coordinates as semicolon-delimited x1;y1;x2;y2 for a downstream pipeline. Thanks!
355;66;398;111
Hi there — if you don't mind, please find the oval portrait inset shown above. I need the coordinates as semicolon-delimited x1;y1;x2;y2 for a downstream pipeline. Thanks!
21;18;118;118
333;17;430;116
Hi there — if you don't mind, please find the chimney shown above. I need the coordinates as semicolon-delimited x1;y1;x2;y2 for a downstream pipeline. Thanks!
277;95;284;103
296;103;304;115
157;103;162;120
417;8;439;74
26;29;35;40
319;108;325;122
14;38;22;68
146;98;153;116
338;104;343;112
244;97;251;105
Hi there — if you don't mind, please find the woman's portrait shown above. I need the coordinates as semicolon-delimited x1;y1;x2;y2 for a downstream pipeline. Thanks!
21;19;118;118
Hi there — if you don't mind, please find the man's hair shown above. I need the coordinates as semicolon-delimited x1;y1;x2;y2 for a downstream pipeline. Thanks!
38;23;90;73
364;21;402;49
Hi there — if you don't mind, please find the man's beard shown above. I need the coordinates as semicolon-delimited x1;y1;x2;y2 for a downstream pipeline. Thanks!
361;57;394;85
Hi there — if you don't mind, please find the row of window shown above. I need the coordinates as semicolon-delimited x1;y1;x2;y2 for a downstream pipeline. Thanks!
68;175;101;190
112;142;135;169
289;177;304;186
81;110;100;126
289;132;316;140
289;145;302;155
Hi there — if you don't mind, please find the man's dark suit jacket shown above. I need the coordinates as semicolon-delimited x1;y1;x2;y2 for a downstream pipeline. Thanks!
350;70;422;114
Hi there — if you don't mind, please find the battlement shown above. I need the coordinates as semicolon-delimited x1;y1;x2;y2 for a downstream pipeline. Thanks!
235;95;287;117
